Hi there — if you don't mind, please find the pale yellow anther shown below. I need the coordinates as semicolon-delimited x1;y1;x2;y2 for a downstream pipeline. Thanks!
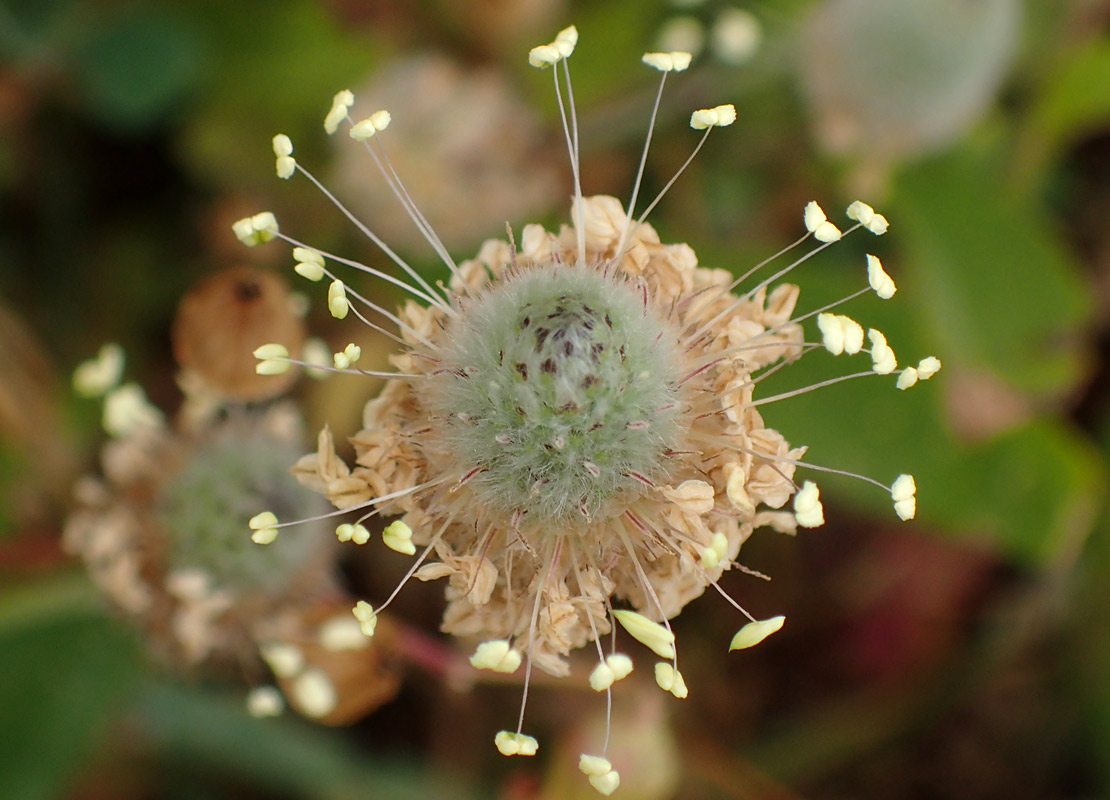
319;616;368;651
842;316;864;354
352;600;377;637
589;771;621;796
896;367;919;390
891;474;916;521
579;755;613;777
327;279;349;319
528;43;561;68
690;103;737;129
729;615;785;650
292;246;324;267
553;25;578;57
246;686;284;718
589;662;615;691
711;531;729;560
813;220;842;242
349;110;391;141
232;211;279;246
642;51;693;72
251;527;278;545
73;343;125;398
866;254;896;299
664;479;715;514
324;89;354;134
272;134;295;179
494;731;538;757
259;641;303;678
274;155;295;180
470;639;522;673
612;609;676;659
817;312;844;355
803;200;827;231
867;328;897;374
654;662;688;698
103;383;164;437
253;343;291;375
794;481;824;528
333;343;361;370
916;356;942;380
336;522;370;544
249;510;279;545
606;653;633;681
272;134;293;157
382;520;416;555
700;546;720;569
293;247;325;281
846;200;875;225
291;668;337;718
867;214;890;235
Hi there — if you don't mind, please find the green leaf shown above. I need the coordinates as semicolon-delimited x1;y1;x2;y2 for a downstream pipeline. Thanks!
0;576;141;800
1015;38;1110;186
136;682;475;800
73;6;207;130
893;149;1091;398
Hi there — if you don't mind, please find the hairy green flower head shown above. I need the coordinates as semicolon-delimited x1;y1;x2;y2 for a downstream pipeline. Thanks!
158;419;327;592
428;264;683;528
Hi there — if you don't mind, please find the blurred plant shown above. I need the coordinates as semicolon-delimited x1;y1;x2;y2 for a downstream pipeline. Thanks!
329;54;564;255
64;267;404;724
234;24;941;795
799;0;1021;169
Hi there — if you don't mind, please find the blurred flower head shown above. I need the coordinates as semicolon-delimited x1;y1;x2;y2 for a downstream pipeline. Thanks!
237;25;939;793
65;268;404;724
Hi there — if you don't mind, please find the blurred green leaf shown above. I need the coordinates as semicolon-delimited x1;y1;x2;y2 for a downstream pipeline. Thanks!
73;6;207;130
1016;37;1110;186
0;575;141;800
136;682;476;800
894;149;1091;399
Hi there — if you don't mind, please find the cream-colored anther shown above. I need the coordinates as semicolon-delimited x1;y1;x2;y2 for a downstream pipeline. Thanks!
494;731;539;756
470;639;522;673
868;329;897;374
729;615;785;650
383;520;416;555
897;367;919;390
793;481;824;528
349;110;391;141
642;51;693;72
690;103;737;129
846;200;875;225
866;254;896;299
352;600;377;637
327;280;349;319
916;356;942;379
324;89;354;134
612;610;676;659
654;662;688;698
891;474;916;521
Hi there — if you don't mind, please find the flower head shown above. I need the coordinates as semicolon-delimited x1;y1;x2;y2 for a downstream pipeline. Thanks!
236;27;939;792
66;269;405;726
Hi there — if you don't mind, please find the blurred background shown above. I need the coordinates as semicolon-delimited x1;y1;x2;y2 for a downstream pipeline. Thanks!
2;0;1109;798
